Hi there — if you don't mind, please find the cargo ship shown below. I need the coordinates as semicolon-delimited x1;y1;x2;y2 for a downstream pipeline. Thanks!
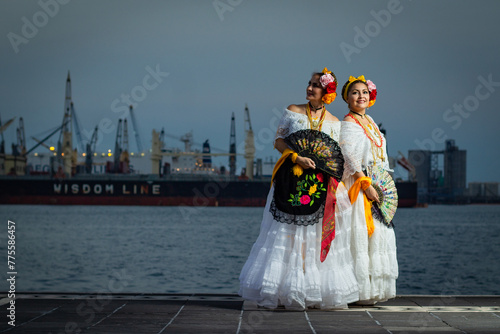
0;173;417;207
0;73;418;207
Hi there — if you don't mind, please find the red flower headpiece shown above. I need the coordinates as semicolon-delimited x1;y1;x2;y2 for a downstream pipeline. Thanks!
319;67;337;104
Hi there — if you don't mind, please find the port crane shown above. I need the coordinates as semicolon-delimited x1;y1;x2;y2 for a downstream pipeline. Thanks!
30;137;53;151
397;151;416;181
151;106;255;178
12;117;26;156
85;126;98;174
243;104;255;179
229;112;236;176
111;119;130;173
0;115;16;154
128;105;143;153
71;102;85;153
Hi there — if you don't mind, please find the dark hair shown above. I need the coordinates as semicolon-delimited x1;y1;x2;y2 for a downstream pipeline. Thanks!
341;79;368;102
309;73;326;94
311;71;337;95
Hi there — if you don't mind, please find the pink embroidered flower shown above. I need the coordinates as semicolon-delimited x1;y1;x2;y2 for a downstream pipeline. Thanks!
366;80;376;92
300;195;311;205
320;73;335;88
316;173;324;183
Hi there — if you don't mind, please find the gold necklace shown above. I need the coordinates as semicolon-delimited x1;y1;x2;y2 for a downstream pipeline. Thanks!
347;112;385;163
306;103;326;130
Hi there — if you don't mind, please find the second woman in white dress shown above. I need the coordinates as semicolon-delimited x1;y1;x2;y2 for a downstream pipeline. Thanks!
339;76;398;304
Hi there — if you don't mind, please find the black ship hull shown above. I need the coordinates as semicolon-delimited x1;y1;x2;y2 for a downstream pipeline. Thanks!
0;176;417;207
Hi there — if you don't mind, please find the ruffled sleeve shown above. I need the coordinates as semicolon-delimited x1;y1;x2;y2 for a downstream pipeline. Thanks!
274;109;292;146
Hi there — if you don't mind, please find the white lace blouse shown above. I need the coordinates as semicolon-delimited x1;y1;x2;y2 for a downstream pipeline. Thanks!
274;109;341;145
339;116;390;180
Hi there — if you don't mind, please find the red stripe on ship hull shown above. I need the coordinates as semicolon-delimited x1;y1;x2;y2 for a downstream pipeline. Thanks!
1;195;267;207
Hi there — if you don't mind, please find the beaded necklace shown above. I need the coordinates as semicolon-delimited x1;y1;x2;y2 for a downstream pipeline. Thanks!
306;103;326;131
346;112;385;163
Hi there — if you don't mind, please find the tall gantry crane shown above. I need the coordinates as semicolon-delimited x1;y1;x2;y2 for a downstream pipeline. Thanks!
57;71;73;175
129;105;143;153
0;115;16;154
243;104;255;179
85;126;98;174
12;117;26;156
229;112;236;176
71;102;85;153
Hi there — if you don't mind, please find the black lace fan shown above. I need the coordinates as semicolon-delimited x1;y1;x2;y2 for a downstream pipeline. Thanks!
284;129;344;182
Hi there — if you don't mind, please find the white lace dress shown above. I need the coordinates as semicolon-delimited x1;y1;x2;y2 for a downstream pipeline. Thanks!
339;118;398;302
238;109;359;310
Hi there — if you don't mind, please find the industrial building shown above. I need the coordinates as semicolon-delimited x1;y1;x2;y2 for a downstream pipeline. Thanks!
408;139;467;203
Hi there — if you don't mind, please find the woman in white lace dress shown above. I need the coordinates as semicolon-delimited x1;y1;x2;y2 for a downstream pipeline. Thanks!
339;76;398;304
239;69;359;310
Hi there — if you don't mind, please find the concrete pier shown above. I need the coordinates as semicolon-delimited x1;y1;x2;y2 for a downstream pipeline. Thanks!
0;293;499;333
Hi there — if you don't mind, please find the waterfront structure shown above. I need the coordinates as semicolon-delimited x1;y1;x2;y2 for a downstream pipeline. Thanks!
408;139;467;203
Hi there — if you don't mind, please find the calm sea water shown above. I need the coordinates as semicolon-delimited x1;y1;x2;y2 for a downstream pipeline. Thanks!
0;204;499;295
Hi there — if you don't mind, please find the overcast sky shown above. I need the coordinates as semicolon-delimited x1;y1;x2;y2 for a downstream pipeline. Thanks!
1;0;499;183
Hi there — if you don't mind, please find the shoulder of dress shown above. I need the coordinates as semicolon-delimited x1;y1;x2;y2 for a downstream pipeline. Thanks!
342;114;356;122
324;111;339;122
341;119;358;127
287;104;307;115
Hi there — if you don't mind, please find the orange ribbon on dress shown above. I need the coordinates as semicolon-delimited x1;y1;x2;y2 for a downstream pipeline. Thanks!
270;148;296;187
348;176;375;237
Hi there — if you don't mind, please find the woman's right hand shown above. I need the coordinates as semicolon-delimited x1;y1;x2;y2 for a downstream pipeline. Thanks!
296;156;316;169
365;185;380;203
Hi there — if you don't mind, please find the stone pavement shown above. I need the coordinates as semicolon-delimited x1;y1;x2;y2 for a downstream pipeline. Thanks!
0;293;499;333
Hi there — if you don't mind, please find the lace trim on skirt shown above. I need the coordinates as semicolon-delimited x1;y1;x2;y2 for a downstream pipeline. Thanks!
270;199;324;226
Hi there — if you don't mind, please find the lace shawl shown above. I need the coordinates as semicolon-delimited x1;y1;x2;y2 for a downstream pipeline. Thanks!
339;117;390;180
274;109;341;145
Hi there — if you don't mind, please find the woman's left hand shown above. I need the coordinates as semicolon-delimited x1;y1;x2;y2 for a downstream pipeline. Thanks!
365;185;380;203
296;156;316;169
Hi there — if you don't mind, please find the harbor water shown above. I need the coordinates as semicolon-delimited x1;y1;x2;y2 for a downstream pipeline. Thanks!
1;204;499;295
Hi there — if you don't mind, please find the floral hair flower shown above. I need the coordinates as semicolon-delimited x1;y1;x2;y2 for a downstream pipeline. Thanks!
319;67;337;104
366;80;377;107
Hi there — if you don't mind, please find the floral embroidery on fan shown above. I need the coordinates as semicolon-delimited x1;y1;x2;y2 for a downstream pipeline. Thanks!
288;172;326;207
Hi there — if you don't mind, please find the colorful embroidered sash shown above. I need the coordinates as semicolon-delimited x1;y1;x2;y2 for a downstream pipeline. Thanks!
320;177;339;262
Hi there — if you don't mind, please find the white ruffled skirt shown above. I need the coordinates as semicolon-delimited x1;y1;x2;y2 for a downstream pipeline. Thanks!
239;182;359;310
344;177;399;302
